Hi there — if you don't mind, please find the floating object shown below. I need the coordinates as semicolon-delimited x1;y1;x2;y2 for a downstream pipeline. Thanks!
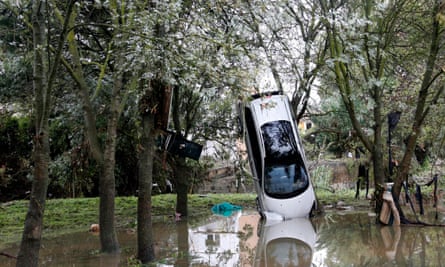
211;202;242;217
379;183;400;225
89;223;100;233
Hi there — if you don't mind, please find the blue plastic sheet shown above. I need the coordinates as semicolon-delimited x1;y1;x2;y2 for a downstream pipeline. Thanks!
211;202;242;217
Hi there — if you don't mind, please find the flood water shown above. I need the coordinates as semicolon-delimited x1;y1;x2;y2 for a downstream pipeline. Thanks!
1;207;445;266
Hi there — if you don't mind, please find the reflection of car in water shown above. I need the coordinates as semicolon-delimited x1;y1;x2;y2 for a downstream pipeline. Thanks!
239;92;316;219
186;211;316;267
255;217;316;267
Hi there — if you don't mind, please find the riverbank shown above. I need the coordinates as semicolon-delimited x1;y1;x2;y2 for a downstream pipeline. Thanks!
0;190;364;245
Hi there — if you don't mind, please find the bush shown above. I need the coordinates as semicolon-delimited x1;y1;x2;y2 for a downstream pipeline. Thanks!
0;115;33;201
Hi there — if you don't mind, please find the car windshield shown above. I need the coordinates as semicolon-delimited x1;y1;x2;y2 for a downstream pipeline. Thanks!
261;120;309;197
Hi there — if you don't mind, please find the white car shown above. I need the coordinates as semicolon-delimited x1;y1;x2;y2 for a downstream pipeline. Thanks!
239;92;317;220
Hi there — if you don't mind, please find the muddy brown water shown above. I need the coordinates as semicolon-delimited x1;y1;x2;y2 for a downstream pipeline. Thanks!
1;207;445;266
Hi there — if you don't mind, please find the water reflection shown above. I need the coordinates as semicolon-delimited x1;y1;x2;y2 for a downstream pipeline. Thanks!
1;209;445;266
186;211;245;266
172;210;445;267
254;217;316;267
380;225;401;261
311;211;445;267
169;211;316;267
0;231;130;267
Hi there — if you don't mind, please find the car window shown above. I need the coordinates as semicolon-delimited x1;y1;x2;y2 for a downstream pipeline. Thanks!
261;120;298;164
261;120;309;197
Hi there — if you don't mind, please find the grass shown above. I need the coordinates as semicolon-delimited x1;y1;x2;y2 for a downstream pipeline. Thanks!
0;193;257;244
317;188;363;204
0;190;360;245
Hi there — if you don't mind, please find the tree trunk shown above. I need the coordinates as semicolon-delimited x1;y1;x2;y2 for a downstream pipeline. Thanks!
175;157;189;217
372;83;386;213
99;142;120;253
372;125;386;213
65;22;121;253
170;85;189;217
16;130;50;266
16;2;50;265
98;70;125;253
76;81;121;253
65;16;103;164
137;95;155;263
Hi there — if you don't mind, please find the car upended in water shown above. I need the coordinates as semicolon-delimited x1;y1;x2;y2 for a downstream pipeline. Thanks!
239;92;317;220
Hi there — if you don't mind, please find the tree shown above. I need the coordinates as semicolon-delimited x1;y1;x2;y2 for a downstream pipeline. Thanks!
58;0;153;253
15;1;75;265
309;96;355;158
320;0;445;217
392;1;445;205
136;81;156;262
241;0;327;120
132;0;173;261
0;1;96;201
120;0;249;219
168;1;250;217
62;5;119;253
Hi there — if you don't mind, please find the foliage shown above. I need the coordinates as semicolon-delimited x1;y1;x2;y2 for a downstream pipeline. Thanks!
0;2;33;102
308;97;356;158
187;157;214;194
48;150;98;198
311;165;334;192
0;113;100;200
315;189;361;207
0;53;33;102
0;114;32;201
0;109;219;200
315;0;445;205
238;0;326;119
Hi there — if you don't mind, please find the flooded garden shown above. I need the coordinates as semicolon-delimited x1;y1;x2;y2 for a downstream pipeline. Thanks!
2;205;445;267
